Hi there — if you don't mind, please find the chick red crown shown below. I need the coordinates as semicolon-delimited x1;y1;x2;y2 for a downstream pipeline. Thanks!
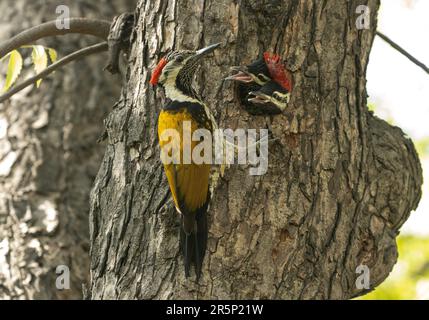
263;52;292;92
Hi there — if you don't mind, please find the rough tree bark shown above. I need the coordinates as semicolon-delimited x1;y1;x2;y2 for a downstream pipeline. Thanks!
0;0;135;299
89;0;422;299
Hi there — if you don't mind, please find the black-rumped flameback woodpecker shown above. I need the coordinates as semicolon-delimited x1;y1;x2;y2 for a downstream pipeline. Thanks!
226;52;292;115
150;43;220;280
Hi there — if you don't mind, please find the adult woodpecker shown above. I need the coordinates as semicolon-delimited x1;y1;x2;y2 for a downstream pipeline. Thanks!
225;52;292;115
150;43;220;279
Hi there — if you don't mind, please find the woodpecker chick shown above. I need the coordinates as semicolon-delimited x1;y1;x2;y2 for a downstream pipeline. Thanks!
150;43;220;280
226;55;272;86
226;52;292;115
248;80;290;114
225;56;270;115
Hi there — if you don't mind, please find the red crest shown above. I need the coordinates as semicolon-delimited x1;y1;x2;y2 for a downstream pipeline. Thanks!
150;58;168;85
263;52;292;91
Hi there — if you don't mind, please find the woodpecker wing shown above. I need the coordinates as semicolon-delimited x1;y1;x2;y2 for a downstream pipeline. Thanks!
158;104;212;220
158;103;212;278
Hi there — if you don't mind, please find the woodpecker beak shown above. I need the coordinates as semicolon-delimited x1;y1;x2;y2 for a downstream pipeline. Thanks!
224;66;254;83
194;43;221;59
247;91;271;104
248;90;290;111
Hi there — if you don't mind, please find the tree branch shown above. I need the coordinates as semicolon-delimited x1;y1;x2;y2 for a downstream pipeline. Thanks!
376;31;429;75
0;18;111;58
0;42;107;103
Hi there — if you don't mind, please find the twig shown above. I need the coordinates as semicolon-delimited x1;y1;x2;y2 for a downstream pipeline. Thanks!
0;18;111;58
0;42;107;103
376;31;429;75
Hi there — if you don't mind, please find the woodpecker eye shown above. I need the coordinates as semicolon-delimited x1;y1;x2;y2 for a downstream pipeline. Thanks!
175;55;184;63
257;74;269;83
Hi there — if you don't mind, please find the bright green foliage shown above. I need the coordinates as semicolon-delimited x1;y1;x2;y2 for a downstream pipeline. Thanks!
31;45;48;87
361;235;429;299
48;48;58;64
415;138;429;158
1;45;58;92
2;50;23;92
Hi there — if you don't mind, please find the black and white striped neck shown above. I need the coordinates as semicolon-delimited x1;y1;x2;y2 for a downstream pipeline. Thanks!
162;64;203;104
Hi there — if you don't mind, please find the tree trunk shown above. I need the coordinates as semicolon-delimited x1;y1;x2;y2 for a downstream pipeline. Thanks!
0;0;134;299
89;0;422;299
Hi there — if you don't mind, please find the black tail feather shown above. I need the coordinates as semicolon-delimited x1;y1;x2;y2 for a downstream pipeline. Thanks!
194;211;208;280
180;210;208;280
180;226;192;277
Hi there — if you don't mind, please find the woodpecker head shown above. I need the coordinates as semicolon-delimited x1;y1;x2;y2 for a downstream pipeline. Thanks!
262;52;292;92
150;43;220;91
247;80;290;114
225;55;271;86
225;52;292;91
225;52;292;115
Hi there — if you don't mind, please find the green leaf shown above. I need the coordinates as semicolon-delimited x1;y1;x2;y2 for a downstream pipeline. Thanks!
415;137;429;157
0;51;12;63
31;45;48;87
2;50;23;92
47;48;58;63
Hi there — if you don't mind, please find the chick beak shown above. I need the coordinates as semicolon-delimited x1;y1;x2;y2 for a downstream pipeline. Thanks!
247;91;271;104
224;66;254;83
